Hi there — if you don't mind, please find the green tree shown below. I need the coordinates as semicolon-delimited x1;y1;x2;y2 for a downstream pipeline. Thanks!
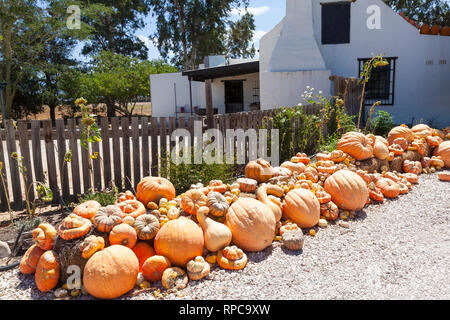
149;0;255;70
227;12;256;59
64;51;178;116
80;0;151;59
383;0;450;26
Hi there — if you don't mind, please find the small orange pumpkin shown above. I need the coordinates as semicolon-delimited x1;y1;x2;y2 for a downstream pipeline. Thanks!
236;178;258;193
320;201;339;221
35;250;60;293
295;152;311;165
403;160;422;175
132;242;155;271
217;246;248;270
376;178;400;199
73;200;101;219
20;244;44;275
115;200;146;219
181;189;208;215
109;224;137;248
93;205;123;233
142;255;171;281
32;223;57;251
136;176;176;207
134;214;160;241
245;158;275;183
79;235;105;259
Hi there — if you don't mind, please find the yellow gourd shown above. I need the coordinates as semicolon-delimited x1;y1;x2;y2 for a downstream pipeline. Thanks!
196;206;232;252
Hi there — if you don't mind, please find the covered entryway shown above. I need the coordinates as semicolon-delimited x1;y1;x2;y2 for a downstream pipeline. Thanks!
224;80;244;113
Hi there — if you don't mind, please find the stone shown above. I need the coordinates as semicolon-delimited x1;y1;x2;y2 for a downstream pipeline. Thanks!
0;241;11;258
54;288;68;298
318;219;328;228
339;221;350;228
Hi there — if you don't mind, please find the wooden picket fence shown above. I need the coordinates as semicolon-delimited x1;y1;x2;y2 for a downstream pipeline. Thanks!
0;105;320;210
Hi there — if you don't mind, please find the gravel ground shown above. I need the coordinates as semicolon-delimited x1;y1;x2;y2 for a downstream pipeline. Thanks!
1;172;449;300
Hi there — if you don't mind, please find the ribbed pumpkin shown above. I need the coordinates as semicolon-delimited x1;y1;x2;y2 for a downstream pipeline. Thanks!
412;124;432;138
282;189;320;228
115;200;146;219
225;198;276;252
337;132;374;161
388;126;414;145
324;170;369;211
181;189;208;215
35;250;60;293
93;205;123;233
20;244;44;275
134;214;160;240
154;217;204;267
433;141;450;168
83;245;139;299
136;176;176;207
244;158;275;183
141;255;171;281
132;242;155;271
73;200;101;219
206;191;229;217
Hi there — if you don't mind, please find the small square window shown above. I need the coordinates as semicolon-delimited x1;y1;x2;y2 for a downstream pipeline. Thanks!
358;57;397;106
321;2;351;45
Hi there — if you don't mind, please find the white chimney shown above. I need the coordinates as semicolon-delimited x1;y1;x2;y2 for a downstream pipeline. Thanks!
268;0;327;72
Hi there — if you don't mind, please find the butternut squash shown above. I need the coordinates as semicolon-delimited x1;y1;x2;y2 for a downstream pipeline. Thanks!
256;184;284;222
197;206;232;252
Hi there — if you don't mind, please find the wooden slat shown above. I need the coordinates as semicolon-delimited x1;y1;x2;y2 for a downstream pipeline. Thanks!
31;121;44;184
111;118;122;191
56;119;70;200
92;139;101;191
121;117;132;190
159;117;167;176
131;117;141;190
141;117;150;177
150;117;159;177
17;121;33;202
100;117;111;189
67;119;81;199
0;131;9;209
43;120;59;204
80;122;91;193
5;120;23;208
188;116;194;150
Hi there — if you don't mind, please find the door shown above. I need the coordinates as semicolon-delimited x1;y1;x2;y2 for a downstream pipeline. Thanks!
224;80;244;113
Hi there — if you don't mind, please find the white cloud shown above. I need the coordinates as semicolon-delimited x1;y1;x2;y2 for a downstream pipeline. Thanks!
231;6;270;17
137;35;156;49
253;30;267;42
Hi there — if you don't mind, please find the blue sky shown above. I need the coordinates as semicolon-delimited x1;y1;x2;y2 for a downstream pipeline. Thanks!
135;0;287;60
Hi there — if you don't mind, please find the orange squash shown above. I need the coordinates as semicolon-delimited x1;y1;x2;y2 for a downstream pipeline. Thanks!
181;189;208;215
388;126;414;145
236;178;258;193
244;158;275;183
337;132;374;161
282;188;320;228
57;214;92;240
136;176;176;207
225;198;276;252
79;235;105;259
32;223;57;251
109;224;137;249
411;124;432;138
35;250;60;293
403;160;422;175
154;217;204;267
141;255;171;281
280;161;306;175
115;200;146;219
20;244;44;275
73;200;101;219
83;245;139;299
433;141;450;168
256;184;284;222
324;170;369;211
132;242;155;271
376;178;400;199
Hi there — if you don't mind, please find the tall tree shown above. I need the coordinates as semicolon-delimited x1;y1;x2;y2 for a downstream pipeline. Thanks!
80;0;151;59
149;0;255;71
227;12;256;59
383;0;450;26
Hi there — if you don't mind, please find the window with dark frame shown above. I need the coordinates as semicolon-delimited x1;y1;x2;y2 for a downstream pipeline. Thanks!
358;57;397;106
321;2;351;45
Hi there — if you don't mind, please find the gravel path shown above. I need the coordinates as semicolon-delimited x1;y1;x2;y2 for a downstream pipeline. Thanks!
1;172;449;300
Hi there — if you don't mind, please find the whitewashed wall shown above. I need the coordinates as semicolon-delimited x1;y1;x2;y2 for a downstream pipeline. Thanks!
311;0;450;128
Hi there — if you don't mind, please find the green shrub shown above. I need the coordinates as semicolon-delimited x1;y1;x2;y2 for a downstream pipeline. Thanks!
14;217;42;232
78;187;118;207
369;110;395;137
160;149;237;194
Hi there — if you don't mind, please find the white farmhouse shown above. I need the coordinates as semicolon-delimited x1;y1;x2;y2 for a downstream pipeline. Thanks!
150;0;450;128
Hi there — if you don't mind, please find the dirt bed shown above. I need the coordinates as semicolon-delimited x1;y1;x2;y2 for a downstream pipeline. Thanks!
0;172;449;300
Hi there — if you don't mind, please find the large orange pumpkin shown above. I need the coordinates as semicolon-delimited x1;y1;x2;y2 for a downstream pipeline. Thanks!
83;245;139;299
35;250;60;293
225;198;276;252
388;126;414;145
433;141;450;168
154;217;204;267
136;176;176;207
324;170;369;211
411;124;432;138
109;224;137;249
337;132;374;161
282;189;320;228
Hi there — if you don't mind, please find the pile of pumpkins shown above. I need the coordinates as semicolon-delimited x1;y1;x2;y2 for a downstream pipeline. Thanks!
18;123;449;299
